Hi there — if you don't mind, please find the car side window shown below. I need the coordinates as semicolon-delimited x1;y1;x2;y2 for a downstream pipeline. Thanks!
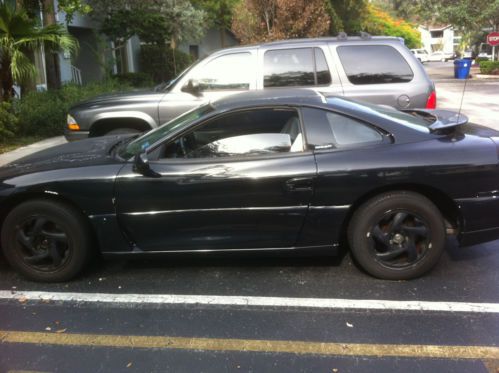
264;48;332;88
191;53;253;91
337;45;414;84
302;108;383;149
161;108;305;159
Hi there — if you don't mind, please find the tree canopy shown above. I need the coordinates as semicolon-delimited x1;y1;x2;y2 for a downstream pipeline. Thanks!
231;0;330;44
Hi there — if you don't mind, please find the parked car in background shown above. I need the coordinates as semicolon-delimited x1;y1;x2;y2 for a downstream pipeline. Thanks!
427;51;454;62
65;35;436;141
3;90;499;282
410;48;429;63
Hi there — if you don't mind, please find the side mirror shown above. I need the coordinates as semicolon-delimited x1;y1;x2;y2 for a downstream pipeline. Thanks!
181;79;203;97
133;151;161;178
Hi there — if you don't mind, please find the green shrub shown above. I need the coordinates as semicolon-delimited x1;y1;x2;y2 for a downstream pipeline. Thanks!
15;80;133;137
0;102;19;139
475;57;489;64
113;72;154;88
479;61;499;75
140;45;193;84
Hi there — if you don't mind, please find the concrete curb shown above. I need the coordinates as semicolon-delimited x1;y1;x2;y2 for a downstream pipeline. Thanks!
0;136;67;166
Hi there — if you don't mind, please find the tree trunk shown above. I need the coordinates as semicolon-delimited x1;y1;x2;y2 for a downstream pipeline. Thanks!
1;59;15;101
42;0;61;90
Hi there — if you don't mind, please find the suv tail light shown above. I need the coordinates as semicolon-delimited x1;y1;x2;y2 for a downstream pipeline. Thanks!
426;90;437;109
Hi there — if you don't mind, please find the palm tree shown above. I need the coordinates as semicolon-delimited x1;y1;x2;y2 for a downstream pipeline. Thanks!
0;2;78;101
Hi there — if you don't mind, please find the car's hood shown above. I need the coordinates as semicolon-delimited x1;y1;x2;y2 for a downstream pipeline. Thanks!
0;136;126;181
71;90;165;111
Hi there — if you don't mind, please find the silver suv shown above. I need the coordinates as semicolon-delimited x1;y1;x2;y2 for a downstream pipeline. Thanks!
65;35;436;141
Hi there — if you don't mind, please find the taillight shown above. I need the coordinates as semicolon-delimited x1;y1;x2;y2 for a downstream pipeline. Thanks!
426;90;437;109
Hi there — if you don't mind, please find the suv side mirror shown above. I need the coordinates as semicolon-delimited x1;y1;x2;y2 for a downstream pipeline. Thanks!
181;79;203;97
133;151;161;178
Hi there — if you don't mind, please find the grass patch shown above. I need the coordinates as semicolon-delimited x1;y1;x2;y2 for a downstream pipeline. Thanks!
0;136;46;154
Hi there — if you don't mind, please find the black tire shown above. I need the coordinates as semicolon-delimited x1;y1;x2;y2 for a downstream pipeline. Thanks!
106;128;141;135
1;199;92;282
348;191;446;280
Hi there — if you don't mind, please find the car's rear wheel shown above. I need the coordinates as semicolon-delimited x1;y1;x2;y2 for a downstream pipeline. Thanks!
1;200;92;282
348;191;446;280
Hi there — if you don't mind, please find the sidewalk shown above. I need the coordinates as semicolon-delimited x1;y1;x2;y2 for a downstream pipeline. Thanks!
0;136;67;166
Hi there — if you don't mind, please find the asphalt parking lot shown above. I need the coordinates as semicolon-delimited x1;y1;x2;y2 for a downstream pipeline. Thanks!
1;62;499;373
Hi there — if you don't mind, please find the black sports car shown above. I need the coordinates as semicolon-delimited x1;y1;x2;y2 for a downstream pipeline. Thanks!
1;89;498;282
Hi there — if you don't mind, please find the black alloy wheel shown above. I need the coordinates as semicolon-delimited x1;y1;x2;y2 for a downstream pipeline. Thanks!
369;210;431;269
1;200;92;282
348;191;446;280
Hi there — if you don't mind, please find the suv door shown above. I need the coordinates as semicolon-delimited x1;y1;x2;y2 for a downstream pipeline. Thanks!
158;52;257;125
331;43;426;108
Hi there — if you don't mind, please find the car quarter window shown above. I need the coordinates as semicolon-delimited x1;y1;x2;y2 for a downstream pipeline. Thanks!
337;45;414;84
264;48;332;88
161;108;305;159
301;107;383;149
192;52;254;91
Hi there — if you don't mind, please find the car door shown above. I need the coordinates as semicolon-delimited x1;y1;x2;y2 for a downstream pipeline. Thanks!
114;107;317;252
331;44;419;109
158;52;258;125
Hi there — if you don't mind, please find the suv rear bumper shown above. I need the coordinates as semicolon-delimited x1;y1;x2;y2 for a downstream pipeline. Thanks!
64;129;90;142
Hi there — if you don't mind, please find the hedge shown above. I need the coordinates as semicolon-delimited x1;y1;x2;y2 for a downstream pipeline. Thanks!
140;45;193;84
479;61;499;75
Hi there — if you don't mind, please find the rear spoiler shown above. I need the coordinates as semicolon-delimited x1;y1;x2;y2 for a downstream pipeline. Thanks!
401;109;468;132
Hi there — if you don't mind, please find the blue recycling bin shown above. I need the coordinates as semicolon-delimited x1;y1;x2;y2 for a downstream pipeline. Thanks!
454;59;471;79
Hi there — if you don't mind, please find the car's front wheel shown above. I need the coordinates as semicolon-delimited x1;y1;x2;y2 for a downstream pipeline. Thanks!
348;191;446;280
1;200;92;282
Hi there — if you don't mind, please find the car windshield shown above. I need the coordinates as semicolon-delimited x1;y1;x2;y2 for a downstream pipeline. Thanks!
154;58;204;92
119;104;215;159
327;98;433;132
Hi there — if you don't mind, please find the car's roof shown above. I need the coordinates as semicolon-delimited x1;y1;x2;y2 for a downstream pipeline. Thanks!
211;89;324;110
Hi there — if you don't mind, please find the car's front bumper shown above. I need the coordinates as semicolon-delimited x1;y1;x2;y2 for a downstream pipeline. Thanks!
64;129;90;142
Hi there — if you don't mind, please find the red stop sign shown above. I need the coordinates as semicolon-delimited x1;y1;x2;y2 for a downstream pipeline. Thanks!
487;32;499;46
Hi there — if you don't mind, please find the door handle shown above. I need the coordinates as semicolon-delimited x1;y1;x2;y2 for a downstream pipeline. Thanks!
284;177;314;192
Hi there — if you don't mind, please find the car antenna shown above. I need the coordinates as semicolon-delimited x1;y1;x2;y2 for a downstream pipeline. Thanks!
456;59;470;123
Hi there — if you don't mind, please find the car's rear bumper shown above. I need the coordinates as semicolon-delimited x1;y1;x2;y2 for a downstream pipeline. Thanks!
64;129;90;142
456;196;499;246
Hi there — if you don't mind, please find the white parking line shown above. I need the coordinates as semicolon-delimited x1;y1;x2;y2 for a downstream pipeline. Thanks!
1;290;499;313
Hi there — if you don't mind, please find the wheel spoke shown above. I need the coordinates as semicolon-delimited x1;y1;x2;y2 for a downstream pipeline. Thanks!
401;225;428;237
31;217;47;236
372;226;390;247
41;230;67;242
24;252;50;264
376;246;407;260
16;231;36;253
406;239;418;262
49;242;62;267
388;212;407;233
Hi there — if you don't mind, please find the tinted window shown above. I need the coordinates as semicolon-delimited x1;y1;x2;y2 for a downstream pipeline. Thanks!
302;108;383;149
337;45;414;84
264;48;331;87
163;108;304;159
192;53;253;91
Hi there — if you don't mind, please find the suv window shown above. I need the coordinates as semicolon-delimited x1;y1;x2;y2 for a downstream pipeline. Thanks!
162;108;304;159
264;48;332;88
337;45;414;85
192;53;253;91
302;108;383;149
